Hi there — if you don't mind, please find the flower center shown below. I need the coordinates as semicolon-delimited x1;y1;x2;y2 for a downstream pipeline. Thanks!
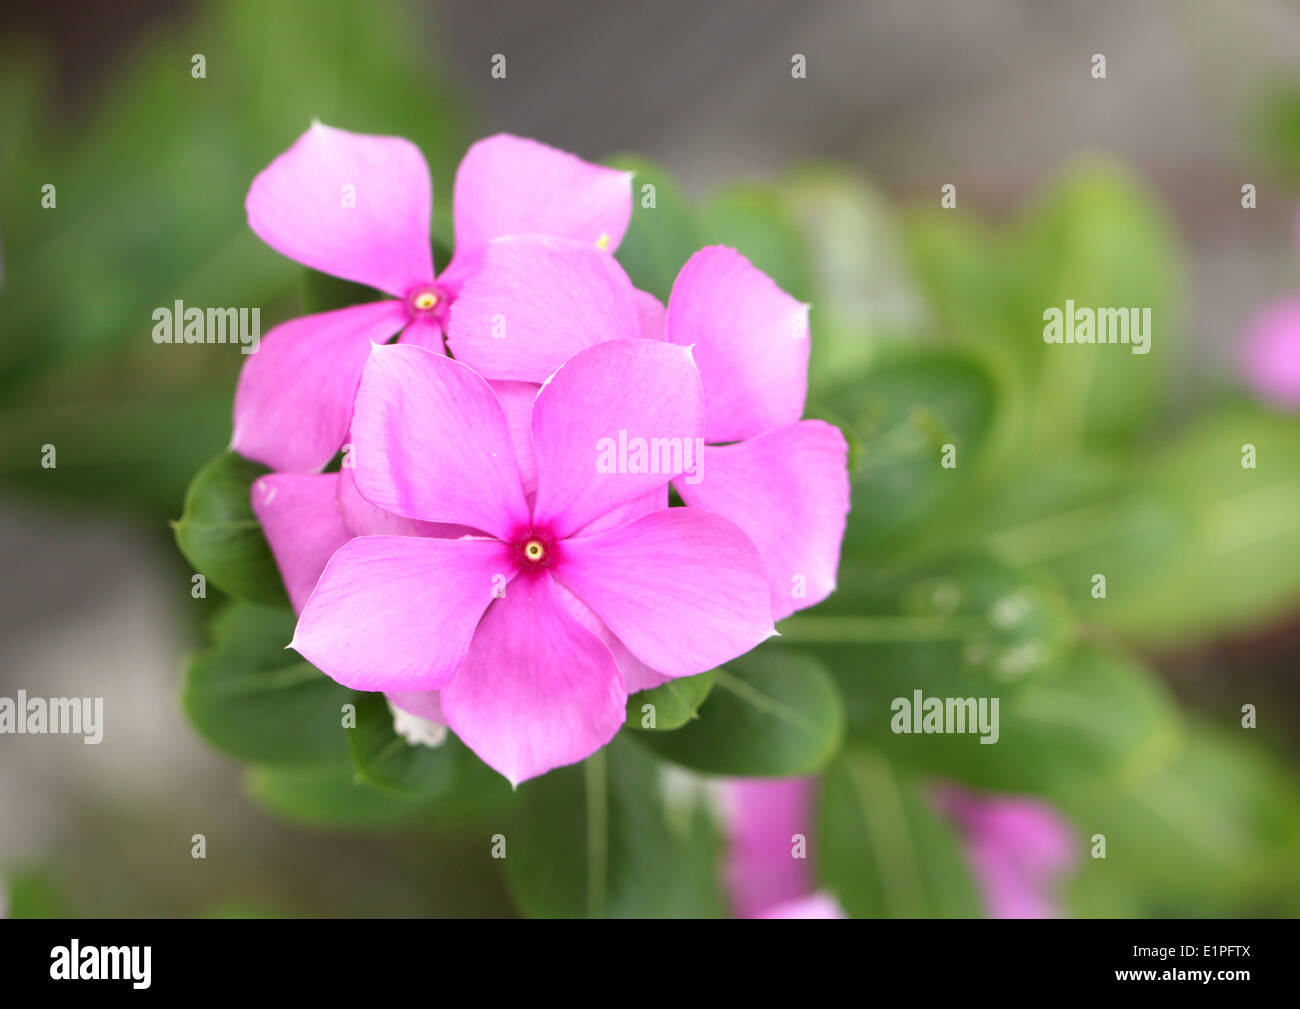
522;539;546;563
406;283;447;321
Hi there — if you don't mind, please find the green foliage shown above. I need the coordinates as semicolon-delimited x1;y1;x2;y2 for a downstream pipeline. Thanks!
624;671;714;730
173;451;288;607
638;647;845;776
505;735;722;917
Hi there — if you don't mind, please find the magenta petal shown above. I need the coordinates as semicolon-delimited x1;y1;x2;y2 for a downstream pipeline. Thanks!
292;535;518;692
232;300;406;473
553;508;775;677
446;133;632;267
722;777;821;918
676;421;850;620
250;473;350;614
755;893;847;919
349;344;530;538
666;246;810;442
531;340;705;538
636;289;667;340
1239;294;1300;409
554;580;671;693
489;380;540;497
440;572;627;785
246;122;434;297
398;315;446;353
447;235;640;382
334;465;474;539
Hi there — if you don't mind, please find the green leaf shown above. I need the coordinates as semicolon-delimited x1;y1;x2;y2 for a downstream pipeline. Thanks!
818;748;980;917
347;691;514;817
182;601;351;765
2;868;72;918
607;155;700;302
505;735;721;917
1060;727;1300;916
244;760;494;831
786;553;1074;746
1102;400;1300;645
905;158;1182;450
780;167;925;398
638;647;845;776
173;450;288;607
624;671;714;730
821;347;1012;558
697;184;810;300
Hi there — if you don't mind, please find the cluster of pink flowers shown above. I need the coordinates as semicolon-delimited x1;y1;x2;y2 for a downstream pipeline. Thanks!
234;124;850;784
721;777;1077;918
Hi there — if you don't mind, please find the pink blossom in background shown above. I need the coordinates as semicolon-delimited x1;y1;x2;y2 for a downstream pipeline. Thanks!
1240;294;1300;410
930;784;1078;919
447;240;851;622
289;339;775;784
233;124;633;472
721;777;845;919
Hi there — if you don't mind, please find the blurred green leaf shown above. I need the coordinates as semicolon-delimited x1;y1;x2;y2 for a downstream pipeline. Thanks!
2;868;71;918
505;735;721;917
624;671;714;731
173;450;288;607
638;647;845;776
697;184;810;300
183;601;350;765
781;167;924;398
905;159;1181;451
822;346;1012;557
1062;727;1300;916
347;692;514;818
1101;400;1300;645
301;268;386;315
787;553;1074;746
818;748;980;917
607;155;700;303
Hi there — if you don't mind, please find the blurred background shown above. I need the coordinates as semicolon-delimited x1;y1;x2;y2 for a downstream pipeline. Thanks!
2;0;1299;916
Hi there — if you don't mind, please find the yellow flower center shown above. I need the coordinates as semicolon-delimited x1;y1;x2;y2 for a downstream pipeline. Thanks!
413;291;440;311
523;539;546;563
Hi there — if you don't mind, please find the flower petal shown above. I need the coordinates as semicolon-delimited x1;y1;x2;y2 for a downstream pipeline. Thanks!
292;535;518;692
232;300;406;473
1240;294;1300;410
398;315;447;353
440;572;627;785
636;289;667;340
349;344;530;538
553;508;774;677
250;473;350;614
447;236;640;383
246;122;434;297
442;133;632;287
722;777;822;918
531;340;704;539
335;465;474;539
675;421;849;620
489;380;540;498
385;691;448;747
555;580;670;692
666;246;810;442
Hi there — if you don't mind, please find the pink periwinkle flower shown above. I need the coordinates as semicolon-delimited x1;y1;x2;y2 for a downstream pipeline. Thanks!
445;237;851;622
930;783;1078;919
287;338;777;784
1240;294;1300;410
721;777;845;919
232;123;633;472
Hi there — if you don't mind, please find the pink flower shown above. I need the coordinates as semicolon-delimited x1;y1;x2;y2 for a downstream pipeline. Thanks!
446;239;851;622
232;123;633;472
288;338;776;784
931;784;1078;919
721;777;845;919
1240;295;1300;410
